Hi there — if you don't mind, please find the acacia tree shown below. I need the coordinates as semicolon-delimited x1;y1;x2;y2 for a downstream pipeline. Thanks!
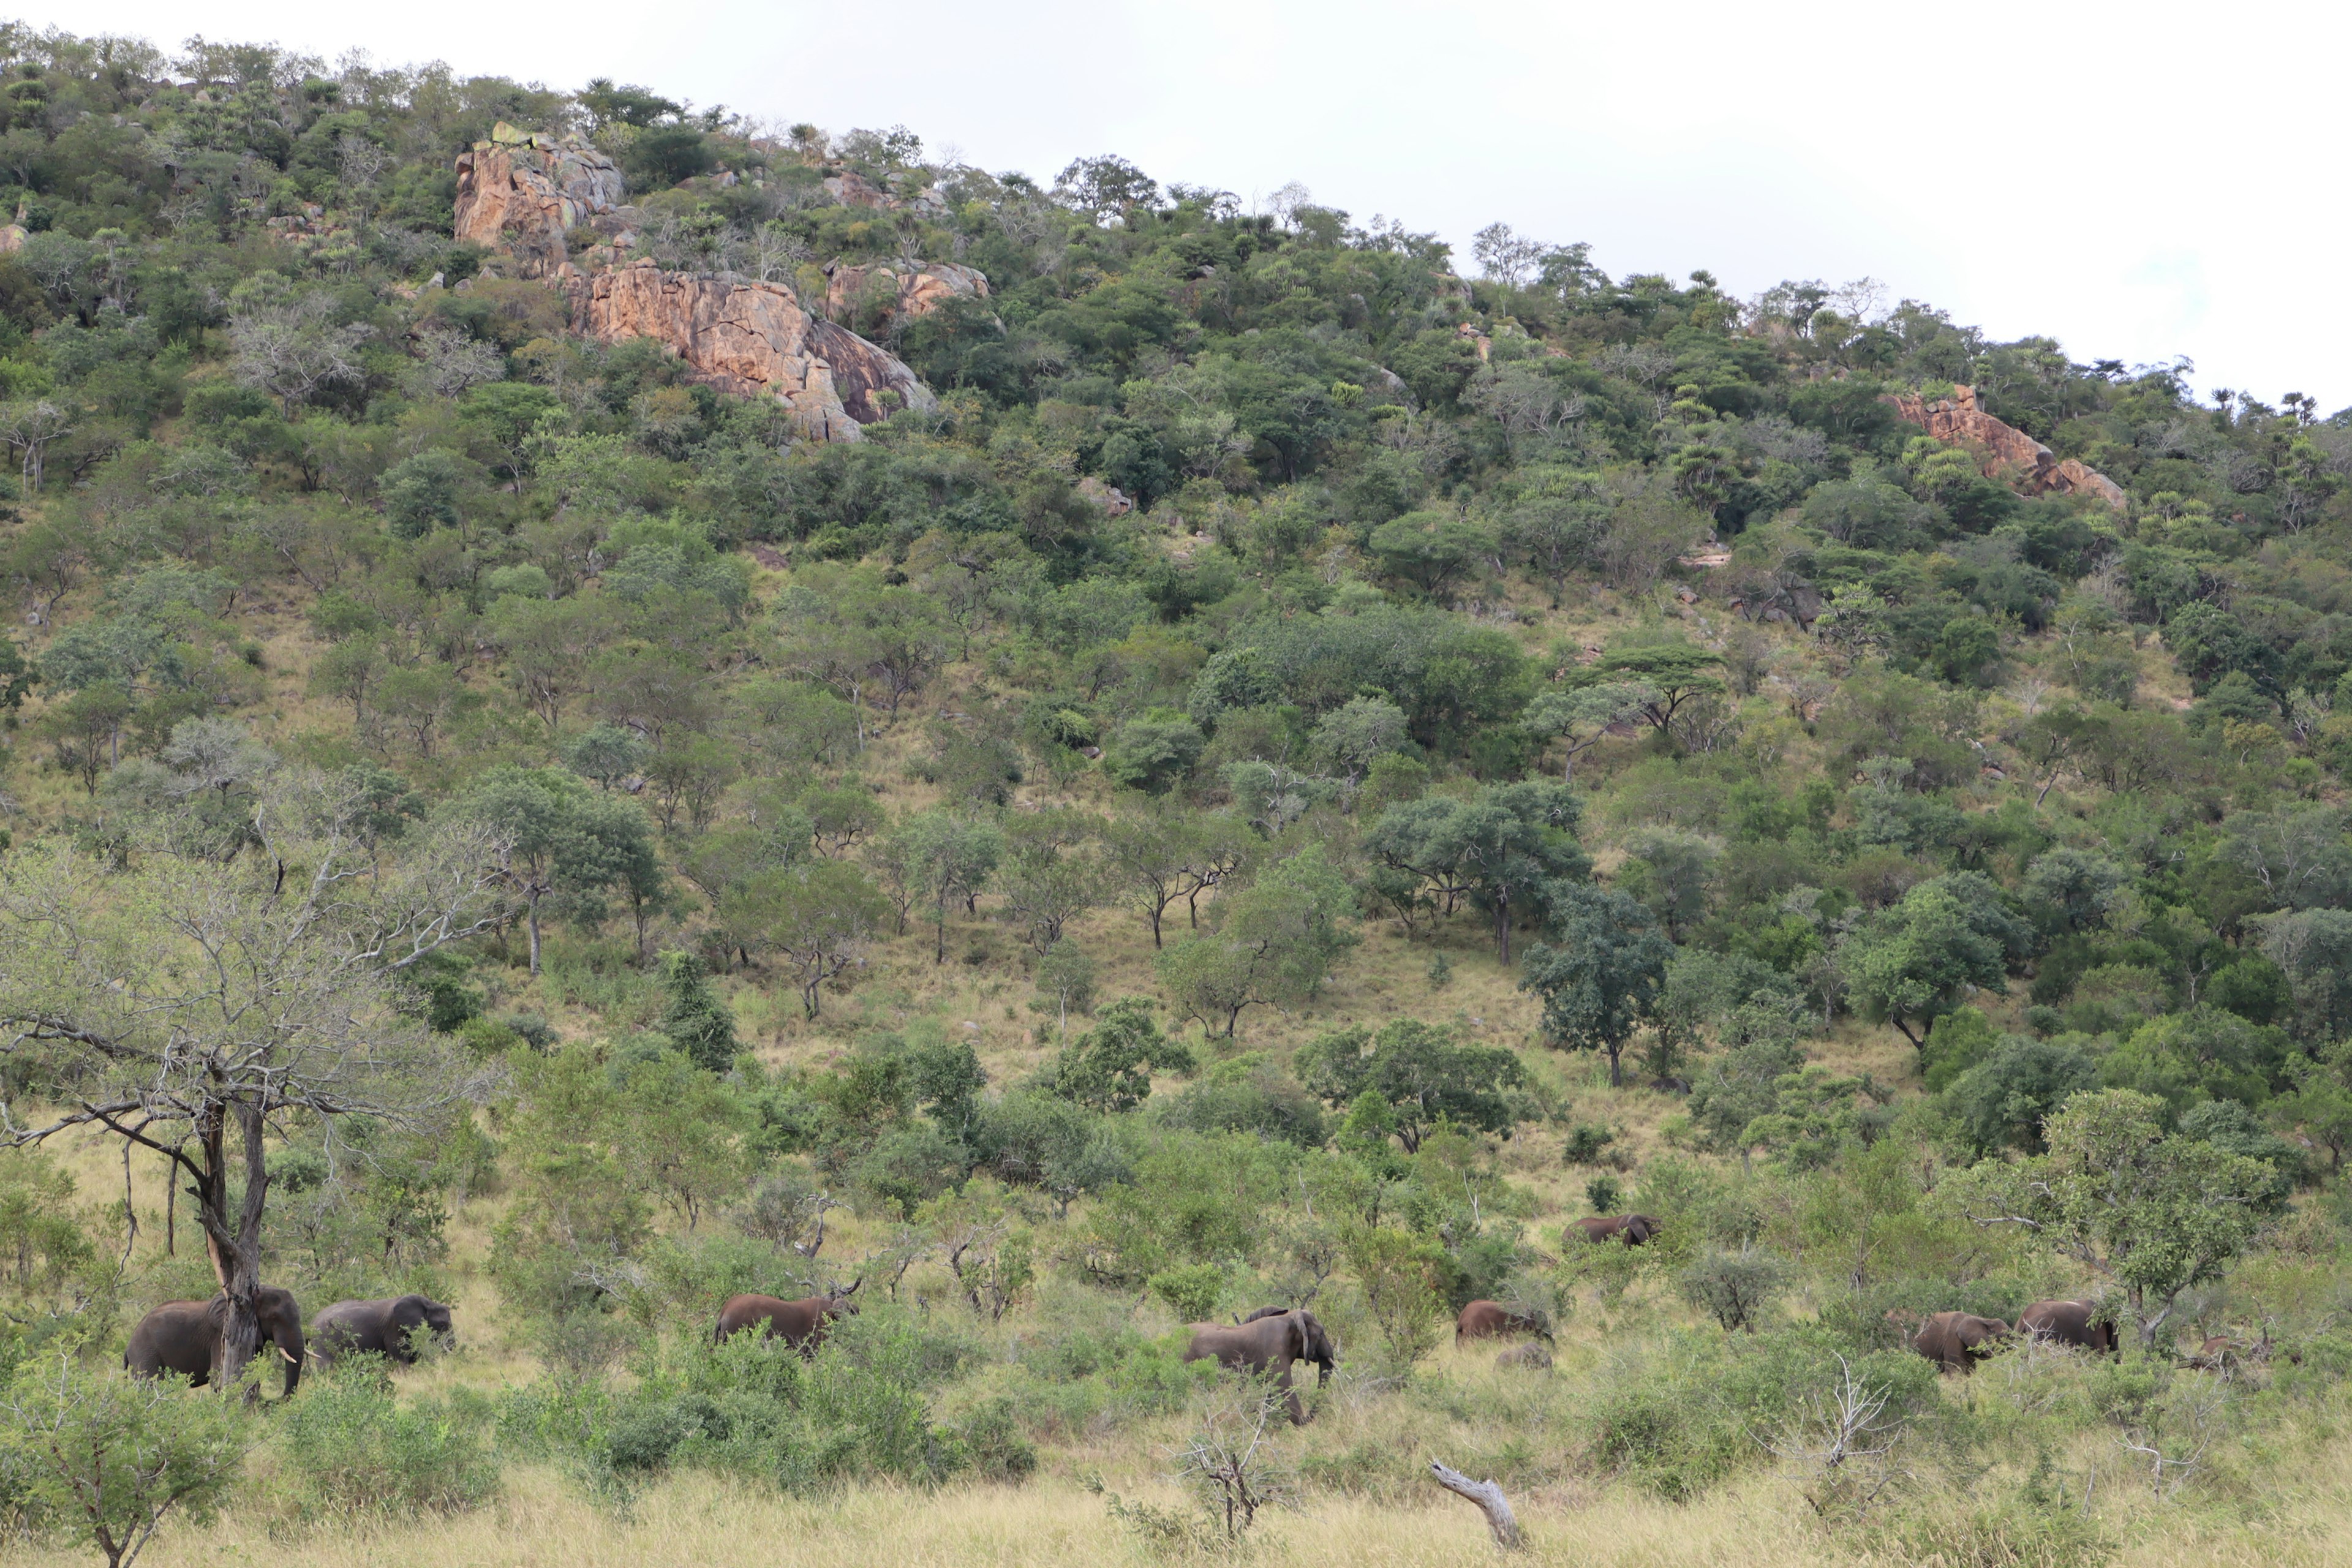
0;774;505;1391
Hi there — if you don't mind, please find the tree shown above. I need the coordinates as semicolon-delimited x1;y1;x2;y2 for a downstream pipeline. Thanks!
1520;682;1654;783
728;860;889;1019
1031;938;1097;1042
1503;477;1608;607
1295;1019;1527;1152
1839;873;2032;1048
1101;711;1206;795
0;775;505;1390
1520;885;1673;1087
996;809;1108;953
1367;511;1496;600
1944;1038;2097;1156
876;811;1005;963
1308;696;1410;785
1157;846;1359;1038
657;950;737;1072
1365;782;1588;960
226;273;372;417
1054;997;1195;1113
2252;907;2352;1042
1575;645;1725;733
456;767;660;975
0;398;75;490
0;1351;246;1568
1958;1089;2273;1350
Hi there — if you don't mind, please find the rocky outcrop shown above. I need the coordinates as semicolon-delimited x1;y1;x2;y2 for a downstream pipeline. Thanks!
454;123;627;281
567;261;935;440
822;259;990;326
1887;383;2127;510
821;170;946;214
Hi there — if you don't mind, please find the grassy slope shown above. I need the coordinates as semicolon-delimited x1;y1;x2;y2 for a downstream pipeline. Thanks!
6;432;2324;1565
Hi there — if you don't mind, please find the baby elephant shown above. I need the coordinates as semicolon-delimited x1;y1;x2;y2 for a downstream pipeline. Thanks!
309;1294;455;1370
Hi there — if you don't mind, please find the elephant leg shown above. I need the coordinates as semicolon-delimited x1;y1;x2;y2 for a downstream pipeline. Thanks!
1278;1365;1306;1425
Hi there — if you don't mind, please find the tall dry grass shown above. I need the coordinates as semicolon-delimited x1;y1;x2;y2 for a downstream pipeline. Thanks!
15;1446;2351;1568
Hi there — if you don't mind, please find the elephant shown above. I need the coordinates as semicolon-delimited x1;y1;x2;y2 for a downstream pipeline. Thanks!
2016;1299;2116;1355
1572;1214;1660;1246
126;1288;306;1397
309;1295;455;1369
1905;1311;2010;1373
1494;1342;1553;1373
1236;1305;1294;1324
1456;1300;1551;1344
1182;1308;1339;1425
714;1280;860;1354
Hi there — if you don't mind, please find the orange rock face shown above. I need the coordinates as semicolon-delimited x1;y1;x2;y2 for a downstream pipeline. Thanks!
567;262;935;441
454;123;626;280
1886;383;2126;510
822;260;991;326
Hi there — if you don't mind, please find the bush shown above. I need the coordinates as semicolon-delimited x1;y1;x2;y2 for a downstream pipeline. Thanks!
274;1371;499;1520
1148;1263;1226;1324
1678;1246;1788;1333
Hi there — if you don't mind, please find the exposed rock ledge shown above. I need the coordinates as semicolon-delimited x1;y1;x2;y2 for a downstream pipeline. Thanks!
1887;383;2126;510
567;261;935;442
822;258;990;326
453;122;627;281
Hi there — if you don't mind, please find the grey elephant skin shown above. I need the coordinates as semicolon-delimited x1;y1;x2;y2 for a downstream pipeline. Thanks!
309;1295;455;1368
1572;1214;1660;1246
2017;1299;2116;1354
1182;1308;1338;1425
1904;1310;2010;1372
126;1289;306;1396
714;1283;860;1353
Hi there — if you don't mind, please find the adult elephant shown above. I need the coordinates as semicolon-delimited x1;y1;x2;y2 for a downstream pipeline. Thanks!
1572;1215;1660;1246
1457;1300;1551;1344
2017;1300;2116;1354
1905;1311;2010;1373
1182;1308;1339;1425
126;1289;305;1396
714;1281;860;1354
309;1295;455;1369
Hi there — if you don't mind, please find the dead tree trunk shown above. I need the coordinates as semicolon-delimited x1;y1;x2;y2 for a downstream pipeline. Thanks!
1429;1461;1521;1550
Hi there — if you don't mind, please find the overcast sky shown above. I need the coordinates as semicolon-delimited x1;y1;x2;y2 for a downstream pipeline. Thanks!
37;0;2349;407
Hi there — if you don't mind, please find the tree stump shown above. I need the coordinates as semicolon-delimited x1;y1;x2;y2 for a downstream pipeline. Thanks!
1429;1460;1522;1550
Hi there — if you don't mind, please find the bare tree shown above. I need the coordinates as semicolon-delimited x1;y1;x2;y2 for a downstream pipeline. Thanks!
0;399;75;490
228;284;374;417
0;772;508;1390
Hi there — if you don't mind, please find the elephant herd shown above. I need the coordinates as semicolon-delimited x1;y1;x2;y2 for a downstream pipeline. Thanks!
1893;1300;2119;1373
124;1289;456;1393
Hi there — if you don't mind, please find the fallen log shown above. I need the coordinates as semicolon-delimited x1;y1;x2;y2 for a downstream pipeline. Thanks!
1429;1460;1521;1550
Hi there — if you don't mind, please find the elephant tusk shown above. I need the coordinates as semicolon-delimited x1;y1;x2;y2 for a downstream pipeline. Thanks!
277;1344;300;1365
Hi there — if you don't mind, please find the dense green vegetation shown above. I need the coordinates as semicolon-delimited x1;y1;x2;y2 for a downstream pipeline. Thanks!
2;21;2352;1565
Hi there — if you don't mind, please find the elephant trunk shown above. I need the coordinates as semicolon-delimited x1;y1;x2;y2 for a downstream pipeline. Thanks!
276;1329;304;1397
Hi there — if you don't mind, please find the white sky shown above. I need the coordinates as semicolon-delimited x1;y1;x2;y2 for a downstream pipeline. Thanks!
36;0;2345;407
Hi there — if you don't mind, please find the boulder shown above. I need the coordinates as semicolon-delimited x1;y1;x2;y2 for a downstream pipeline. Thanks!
567;262;935;440
821;170;946;214
1076;476;1134;516
454;128;626;280
823;258;991;325
1886;383;2126;510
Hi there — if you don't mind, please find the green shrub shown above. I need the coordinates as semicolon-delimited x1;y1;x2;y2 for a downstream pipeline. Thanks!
275;1372;499;1520
1148;1263;1226;1324
1677;1246;1789;1333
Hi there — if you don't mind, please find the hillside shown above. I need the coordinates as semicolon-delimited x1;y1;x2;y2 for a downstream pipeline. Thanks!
0;23;2350;1568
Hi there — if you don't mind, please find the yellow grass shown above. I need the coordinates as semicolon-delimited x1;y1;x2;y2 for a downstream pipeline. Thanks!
1;1441;2346;1568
